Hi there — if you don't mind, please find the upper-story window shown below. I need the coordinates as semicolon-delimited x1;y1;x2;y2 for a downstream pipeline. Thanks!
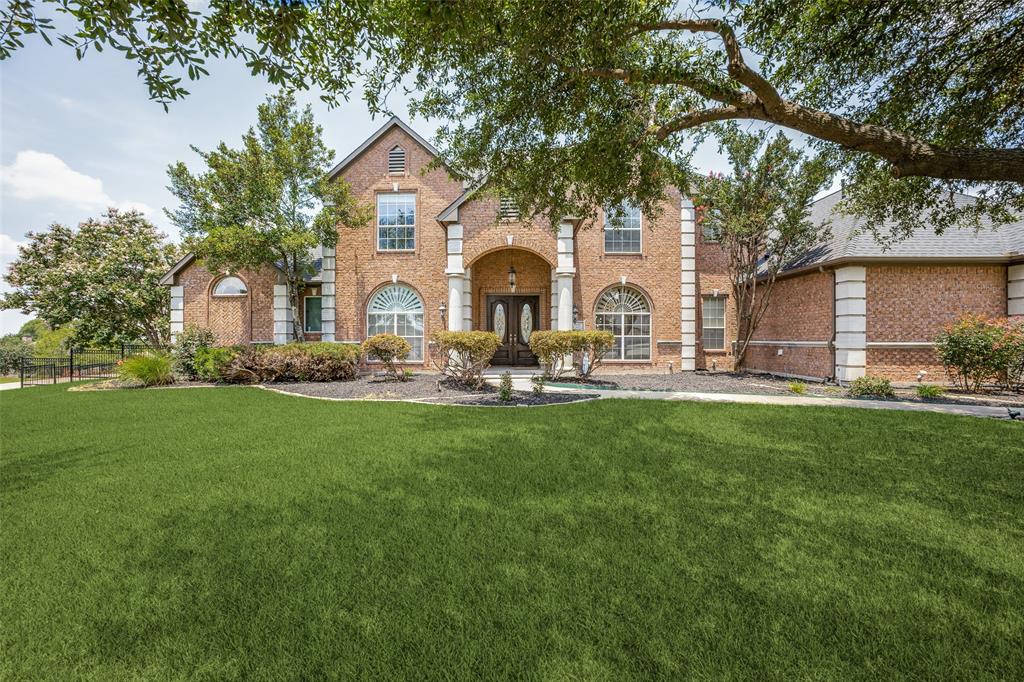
604;203;642;253
499;196;519;220
212;276;247;296
377;193;416;251
388;146;406;175
702;222;721;243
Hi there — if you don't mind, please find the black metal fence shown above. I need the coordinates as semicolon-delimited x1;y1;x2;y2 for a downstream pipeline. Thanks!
20;344;159;387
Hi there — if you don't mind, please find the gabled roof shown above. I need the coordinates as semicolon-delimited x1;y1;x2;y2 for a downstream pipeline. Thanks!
437;179;485;223
327;115;443;181
781;191;1024;274
159;252;197;286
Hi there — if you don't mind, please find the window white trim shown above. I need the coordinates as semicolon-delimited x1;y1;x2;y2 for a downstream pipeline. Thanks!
376;192;416;251
595;285;652;360
366;284;425;361
304;295;323;333
603;204;642;254
212;276;247;297
702;295;727;350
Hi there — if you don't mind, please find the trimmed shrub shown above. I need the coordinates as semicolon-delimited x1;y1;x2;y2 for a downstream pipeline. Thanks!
528;330;616;379
432;330;501;388
216;343;360;383
916;384;945;399
117;352;173;386
172;324;217;380
362;333;412;381
788;381;806;394
531;376;545;395
847;375;895;399
194;346;240;382
935;315;1003;392
498;371;513;402
992;318;1024;391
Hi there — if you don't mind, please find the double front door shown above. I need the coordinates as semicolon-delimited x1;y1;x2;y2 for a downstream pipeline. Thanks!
487;295;539;366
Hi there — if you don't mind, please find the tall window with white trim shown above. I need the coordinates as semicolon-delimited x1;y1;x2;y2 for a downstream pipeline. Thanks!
377;193;416;251
595;286;651;360
604;203;642;253
304;296;322;333
702;296;726;350
367;284;424;360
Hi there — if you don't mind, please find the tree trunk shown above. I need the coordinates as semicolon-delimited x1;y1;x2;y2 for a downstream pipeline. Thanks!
288;278;305;342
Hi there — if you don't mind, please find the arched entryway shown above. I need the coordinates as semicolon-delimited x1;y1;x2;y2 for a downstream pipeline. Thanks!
468;247;552;366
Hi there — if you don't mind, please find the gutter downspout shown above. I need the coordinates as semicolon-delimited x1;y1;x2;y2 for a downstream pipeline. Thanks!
824;265;837;383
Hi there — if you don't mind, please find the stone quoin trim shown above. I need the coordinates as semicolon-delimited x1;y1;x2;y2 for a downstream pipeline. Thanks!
834;266;867;382
321;246;337;342
273;284;292;345
1009;264;1024;316
680;198;698;370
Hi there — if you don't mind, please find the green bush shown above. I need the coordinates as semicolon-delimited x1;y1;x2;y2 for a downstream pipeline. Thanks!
205;343;361;383
432;330;501;387
847;375;895;399
788;381;807;395
172;324;217;380
916;384;945;399
935;315;1004;392
194;346;241;382
528;330;616;379
498;371;513;402
362;333;412;381
117;352;173;386
992;318;1024;391
0;335;33;375
531;376;545;395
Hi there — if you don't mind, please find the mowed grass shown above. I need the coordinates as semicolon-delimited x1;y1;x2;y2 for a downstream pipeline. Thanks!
2;385;1022;680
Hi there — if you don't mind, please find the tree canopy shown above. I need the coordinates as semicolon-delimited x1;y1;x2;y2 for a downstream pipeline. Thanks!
0;209;179;348
5;1;1022;237
166;92;370;341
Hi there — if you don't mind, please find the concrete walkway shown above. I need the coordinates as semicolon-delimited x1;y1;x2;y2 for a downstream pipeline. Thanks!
483;374;1019;419
0;382;21;391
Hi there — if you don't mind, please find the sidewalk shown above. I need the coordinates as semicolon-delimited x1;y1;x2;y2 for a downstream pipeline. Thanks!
483;374;1017;419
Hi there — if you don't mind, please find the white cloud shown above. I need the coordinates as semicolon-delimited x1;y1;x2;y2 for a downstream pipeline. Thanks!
0;233;26;257
0;150;154;215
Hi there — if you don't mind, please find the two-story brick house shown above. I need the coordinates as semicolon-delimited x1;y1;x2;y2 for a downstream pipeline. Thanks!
161;116;1023;382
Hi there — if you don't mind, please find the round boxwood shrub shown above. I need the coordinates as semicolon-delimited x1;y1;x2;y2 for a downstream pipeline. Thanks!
362;333;411;381
432;330;501;388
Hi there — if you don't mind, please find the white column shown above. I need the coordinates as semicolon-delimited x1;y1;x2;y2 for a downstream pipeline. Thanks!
321;246;336;342
680;198;697;370
1009;264;1024;316
555;222;575;331
445;223;465;331
834;266;867;382
550;269;558;330
169;285;184;343
462;267;473;331
273;284;293;344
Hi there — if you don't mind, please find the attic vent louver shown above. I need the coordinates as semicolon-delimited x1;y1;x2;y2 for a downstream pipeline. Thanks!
388;146;406;175
499;196;519;220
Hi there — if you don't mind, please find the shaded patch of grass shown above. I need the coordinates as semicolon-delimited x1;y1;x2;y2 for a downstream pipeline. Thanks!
2;385;1022;680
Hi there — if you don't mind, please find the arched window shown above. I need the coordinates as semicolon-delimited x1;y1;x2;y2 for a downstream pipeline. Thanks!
388;146;406;175
212;276;247;296
367;284;424;360
595;286;651;360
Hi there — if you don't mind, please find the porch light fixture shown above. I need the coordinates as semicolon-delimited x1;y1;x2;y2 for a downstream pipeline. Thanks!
439;302;447;326
508;250;517;291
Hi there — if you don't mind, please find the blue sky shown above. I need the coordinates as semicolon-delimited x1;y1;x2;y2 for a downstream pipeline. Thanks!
0;29;733;336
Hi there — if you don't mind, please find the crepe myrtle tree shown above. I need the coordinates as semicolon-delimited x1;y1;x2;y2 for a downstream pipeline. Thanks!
694;125;833;369
6;1;1022;238
167;92;370;341
0;209;179;349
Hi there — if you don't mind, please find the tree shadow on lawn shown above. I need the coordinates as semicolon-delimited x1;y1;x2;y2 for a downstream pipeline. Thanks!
69;403;1024;679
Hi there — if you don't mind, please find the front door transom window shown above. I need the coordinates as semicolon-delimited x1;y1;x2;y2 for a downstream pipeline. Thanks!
595;286;651;360
367;284;424;360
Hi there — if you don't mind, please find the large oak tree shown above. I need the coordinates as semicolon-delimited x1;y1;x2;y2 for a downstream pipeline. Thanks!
5;1;1021;236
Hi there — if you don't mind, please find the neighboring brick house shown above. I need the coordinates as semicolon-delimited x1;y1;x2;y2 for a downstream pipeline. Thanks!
743;191;1024;383
161;116;1023;381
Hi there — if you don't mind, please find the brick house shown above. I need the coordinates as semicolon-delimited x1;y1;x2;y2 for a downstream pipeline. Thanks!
161;116;1023;382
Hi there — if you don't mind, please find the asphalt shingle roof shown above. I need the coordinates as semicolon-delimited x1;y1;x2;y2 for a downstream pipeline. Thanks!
784;191;1024;272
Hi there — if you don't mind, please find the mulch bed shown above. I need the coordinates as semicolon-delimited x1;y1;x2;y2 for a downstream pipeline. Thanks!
270;373;597;406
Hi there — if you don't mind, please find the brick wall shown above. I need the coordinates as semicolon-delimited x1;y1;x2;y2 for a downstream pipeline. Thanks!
574;188;683;369
743;269;834;379
178;261;278;345
865;263;1007;382
333;126;465;364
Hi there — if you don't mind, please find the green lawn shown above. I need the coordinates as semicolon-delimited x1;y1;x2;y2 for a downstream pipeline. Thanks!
2;385;1022;680
0;376;19;384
